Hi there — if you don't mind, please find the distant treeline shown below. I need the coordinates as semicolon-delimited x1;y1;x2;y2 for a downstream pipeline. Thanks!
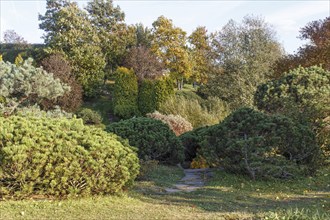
0;43;45;63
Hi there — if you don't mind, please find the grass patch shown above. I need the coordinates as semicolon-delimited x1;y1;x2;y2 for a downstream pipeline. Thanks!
1;165;329;219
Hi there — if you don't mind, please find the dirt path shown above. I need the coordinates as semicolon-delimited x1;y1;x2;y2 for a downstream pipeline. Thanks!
165;168;215;193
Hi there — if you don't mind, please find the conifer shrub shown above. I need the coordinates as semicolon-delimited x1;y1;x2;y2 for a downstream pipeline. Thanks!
0;116;139;198
113;67;139;119
181;108;322;179
138;79;156;115
138;78;175;115
107;117;184;164
147;111;193;136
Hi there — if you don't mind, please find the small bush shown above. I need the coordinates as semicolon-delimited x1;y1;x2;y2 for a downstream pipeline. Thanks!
0;116;139;198
77;108;104;128
107;117;184;164
147;111;193;136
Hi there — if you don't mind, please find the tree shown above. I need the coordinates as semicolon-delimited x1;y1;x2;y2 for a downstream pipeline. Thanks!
86;0;135;78
113;67;139;119
39;0;106;97
151;16;191;90
123;46;164;82
200;16;283;109
3;30;28;44
133;23;153;48
188;26;215;85
40;53;83;112
0;58;70;116
272;17;330;78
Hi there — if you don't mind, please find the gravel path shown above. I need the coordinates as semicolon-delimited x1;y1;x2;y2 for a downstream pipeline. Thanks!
165;168;215;193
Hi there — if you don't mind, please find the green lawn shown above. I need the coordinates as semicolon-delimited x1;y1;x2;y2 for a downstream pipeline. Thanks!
1;166;329;219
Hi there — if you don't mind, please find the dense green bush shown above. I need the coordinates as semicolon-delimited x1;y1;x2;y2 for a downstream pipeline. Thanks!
107;117;184;164
255;66;330;158
113;67;139;119
160;95;229;128
138;79;157;115
77;108;103;126
182;108;322;179
0;116;139;198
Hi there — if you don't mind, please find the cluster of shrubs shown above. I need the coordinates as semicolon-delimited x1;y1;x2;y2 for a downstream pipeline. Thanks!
113;67;174;119
0;116;139;198
180;108;322;179
107;117;184;164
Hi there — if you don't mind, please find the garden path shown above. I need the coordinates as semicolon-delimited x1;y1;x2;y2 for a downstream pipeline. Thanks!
164;168;215;193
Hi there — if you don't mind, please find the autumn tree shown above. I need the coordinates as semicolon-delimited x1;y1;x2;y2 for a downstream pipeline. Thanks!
188;26;215;85
200;16;283;109
151;16;191;90
39;0;106;97
123;46;164;82
273;17;330;78
40;54;83;112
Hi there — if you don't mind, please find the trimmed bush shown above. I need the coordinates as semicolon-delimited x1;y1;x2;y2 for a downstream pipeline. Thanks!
0;116;139;198
113;67;139;119
147;111;193;136
181;108;322;179
107;117;184;164
138;79;157;115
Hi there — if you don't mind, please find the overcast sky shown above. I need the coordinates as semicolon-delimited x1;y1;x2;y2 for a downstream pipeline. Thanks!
0;0;329;54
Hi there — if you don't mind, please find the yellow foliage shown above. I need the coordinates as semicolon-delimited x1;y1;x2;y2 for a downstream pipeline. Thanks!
190;155;209;169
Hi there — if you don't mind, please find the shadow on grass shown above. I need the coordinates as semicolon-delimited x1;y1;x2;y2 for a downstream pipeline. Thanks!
132;169;330;214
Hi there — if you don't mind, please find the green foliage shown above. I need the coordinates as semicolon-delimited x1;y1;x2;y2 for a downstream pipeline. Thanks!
159;95;230;128
255;66;330;157
107;117;184;164
191;108;322;179
86;0;135;75
138;80;157;115
0;58;70;116
113;67;139;119
77;108;103;126
39;0;106;97
200;15;282;109
264;208;330;220
0;116;139;198
138;78;174;115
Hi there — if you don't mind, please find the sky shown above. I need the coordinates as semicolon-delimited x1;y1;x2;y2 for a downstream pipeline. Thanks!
0;0;329;54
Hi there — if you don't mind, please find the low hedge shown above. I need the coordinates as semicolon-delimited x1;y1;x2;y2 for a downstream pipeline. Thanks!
0;116;139;198
107;117;184;164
